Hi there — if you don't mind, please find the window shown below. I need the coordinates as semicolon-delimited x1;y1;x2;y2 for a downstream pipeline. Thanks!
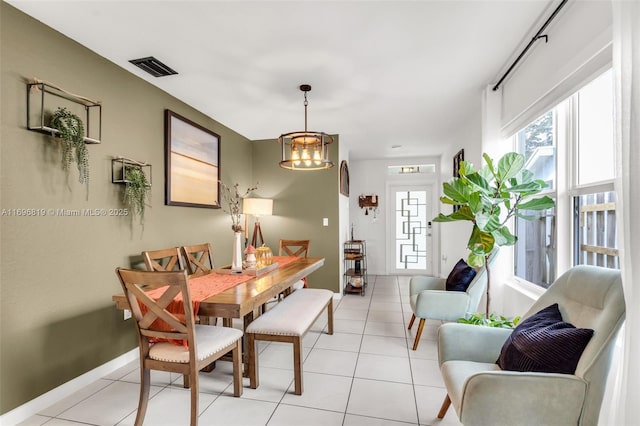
512;70;616;288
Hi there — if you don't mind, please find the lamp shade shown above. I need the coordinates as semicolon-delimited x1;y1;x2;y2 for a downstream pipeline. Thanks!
243;198;273;216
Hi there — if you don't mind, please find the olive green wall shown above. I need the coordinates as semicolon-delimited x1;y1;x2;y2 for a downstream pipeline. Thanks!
0;3;256;413
250;139;341;293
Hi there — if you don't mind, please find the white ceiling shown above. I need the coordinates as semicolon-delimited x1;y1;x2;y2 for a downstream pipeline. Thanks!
8;0;553;161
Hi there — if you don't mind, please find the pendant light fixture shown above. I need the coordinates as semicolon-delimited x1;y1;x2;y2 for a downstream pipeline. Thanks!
279;84;334;170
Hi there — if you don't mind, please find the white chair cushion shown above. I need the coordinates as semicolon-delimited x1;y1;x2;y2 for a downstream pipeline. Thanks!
246;288;332;336
149;325;243;363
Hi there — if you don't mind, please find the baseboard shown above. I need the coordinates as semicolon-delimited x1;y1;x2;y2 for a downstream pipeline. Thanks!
1;348;138;425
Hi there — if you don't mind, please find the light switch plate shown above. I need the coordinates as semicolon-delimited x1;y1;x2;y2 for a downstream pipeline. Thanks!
323;218;329;226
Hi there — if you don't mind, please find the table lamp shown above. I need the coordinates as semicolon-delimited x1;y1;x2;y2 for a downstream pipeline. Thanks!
242;197;273;247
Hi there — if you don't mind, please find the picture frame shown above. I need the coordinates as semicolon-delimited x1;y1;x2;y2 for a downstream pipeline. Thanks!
453;149;464;212
340;160;350;197
165;110;221;208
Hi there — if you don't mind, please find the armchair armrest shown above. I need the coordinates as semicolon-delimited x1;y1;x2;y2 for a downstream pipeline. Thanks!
459;371;587;426
410;276;445;295
413;290;470;321
438;323;512;365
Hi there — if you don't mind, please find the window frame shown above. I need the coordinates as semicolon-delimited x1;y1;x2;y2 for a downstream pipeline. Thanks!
509;68;616;289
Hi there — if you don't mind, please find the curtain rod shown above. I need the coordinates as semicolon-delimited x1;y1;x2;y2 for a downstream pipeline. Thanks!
492;0;569;91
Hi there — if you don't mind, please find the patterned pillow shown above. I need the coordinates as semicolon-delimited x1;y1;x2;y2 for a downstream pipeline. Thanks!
497;303;594;374
445;259;477;292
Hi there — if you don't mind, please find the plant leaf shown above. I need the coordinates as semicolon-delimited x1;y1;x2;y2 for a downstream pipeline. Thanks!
468;225;494;254
492;226;517;246
497;152;525;181
467;252;486;268
518;195;555;211
439;196;458;205
483;153;496;176
476;212;500;232
442;179;469;204
464;172;490;192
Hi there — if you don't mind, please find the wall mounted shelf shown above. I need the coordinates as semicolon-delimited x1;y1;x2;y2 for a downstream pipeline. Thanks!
27;81;102;144
111;157;152;186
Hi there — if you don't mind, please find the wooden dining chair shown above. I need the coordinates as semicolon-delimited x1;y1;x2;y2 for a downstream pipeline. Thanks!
279;239;310;258
279;239;310;295
115;268;243;426
142;247;185;272
181;243;214;276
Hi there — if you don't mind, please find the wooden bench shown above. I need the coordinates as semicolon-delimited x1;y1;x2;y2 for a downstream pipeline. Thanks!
246;288;334;395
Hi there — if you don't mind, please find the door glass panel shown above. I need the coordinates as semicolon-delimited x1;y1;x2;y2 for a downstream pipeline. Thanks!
395;190;427;270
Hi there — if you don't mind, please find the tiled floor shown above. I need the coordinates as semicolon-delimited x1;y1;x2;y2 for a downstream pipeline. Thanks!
19;275;463;426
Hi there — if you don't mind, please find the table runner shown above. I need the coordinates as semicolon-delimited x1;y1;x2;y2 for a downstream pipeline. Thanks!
143;256;300;345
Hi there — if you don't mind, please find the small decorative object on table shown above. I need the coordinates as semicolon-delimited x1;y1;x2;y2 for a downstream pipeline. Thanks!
256;245;273;268
220;181;258;273
245;245;257;269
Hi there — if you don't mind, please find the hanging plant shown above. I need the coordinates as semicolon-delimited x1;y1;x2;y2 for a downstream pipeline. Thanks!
123;165;150;224
50;107;89;185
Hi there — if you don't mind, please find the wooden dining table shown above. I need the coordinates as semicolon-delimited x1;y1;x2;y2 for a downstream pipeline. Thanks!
112;256;325;373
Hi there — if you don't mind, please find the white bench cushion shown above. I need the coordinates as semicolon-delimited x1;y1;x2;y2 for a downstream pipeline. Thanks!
149;325;243;363
246;288;333;336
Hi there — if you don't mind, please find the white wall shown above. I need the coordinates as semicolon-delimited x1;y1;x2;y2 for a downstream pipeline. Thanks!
349;157;440;276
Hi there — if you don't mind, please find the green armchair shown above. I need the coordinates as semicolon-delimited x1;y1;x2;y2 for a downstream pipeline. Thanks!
437;265;625;426
408;253;495;350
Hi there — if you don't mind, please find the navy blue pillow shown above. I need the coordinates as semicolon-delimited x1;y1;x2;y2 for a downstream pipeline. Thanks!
497;303;594;374
445;259;477;292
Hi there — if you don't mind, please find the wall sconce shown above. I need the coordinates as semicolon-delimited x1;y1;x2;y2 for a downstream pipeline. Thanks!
359;195;379;216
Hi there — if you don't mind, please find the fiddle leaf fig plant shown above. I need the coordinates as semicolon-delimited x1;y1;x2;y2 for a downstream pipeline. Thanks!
434;152;555;315
50;107;89;185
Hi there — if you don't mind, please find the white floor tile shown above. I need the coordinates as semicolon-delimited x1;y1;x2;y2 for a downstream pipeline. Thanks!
355;353;413;383
38;379;113;417
16;415;51;425
364;320;408;338
370;301;404;312
241;367;294;402
360;335;409;358
344;413;418;425
414;385;463;426
56;381;160;426
267;404;344;425
281;372;352;412
314;332;362;352
117;385;217;426
333;308;369;321
332;319;366;334
367;309;406;323
304;348;358;377
257;344;312;370
410;358;445;387
347;378;418;424
198;395;277;425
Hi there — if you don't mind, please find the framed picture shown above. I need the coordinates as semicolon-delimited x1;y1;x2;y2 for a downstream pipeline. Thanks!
453;149;464;178
453;149;464;212
340;160;350;196
165;110;221;208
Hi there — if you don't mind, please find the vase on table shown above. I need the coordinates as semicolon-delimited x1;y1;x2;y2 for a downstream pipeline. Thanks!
231;231;243;272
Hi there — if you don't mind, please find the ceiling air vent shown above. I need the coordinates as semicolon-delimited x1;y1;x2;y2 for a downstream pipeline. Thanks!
129;56;178;77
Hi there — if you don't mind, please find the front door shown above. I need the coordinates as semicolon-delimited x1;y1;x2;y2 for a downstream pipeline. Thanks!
389;185;433;274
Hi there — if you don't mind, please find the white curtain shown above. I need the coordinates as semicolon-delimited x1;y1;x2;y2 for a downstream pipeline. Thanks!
610;0;640;424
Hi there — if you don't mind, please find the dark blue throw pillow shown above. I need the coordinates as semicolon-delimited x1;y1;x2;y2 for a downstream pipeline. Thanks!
497;303;594;374
445;259;477;292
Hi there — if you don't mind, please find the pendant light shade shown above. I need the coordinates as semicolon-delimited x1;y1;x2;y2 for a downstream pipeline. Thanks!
279;84;334;171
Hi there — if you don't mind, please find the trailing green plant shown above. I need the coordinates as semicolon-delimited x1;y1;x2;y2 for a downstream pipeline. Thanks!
124;165;150;224
458;312;521;329
50;107;89;185
433;152;555;315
